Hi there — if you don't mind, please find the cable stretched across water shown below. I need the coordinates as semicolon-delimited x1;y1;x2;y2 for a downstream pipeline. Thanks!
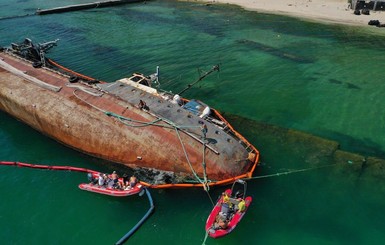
243;160;362;181
243;164;336;180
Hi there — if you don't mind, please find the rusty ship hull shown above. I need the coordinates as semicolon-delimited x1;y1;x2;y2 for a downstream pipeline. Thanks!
0;42;259;188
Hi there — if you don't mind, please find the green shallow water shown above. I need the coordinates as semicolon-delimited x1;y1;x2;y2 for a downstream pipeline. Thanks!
1;0;385;244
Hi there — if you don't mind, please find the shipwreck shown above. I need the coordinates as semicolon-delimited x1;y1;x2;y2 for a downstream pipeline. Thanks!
0;39;259;188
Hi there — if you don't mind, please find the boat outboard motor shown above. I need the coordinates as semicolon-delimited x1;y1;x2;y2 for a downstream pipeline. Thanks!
220;203;230;219
234;190;244;199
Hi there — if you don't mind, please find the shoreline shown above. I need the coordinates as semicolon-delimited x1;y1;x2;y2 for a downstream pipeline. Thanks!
195;0;385;27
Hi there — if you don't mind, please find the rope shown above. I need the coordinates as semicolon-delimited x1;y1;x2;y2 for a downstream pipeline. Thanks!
73;88;206;132
73;90;200;131
174;126;215;206
202;231;209;245
67;84;103;97
118;116;163;128
73;90;185;129
107;107;170;131
174;127;203;183
243;163;342;181
104;107;214;191
73;89;107;112
205;190;215;207
72;86;215;190
202;143;208;189
201;142;215;206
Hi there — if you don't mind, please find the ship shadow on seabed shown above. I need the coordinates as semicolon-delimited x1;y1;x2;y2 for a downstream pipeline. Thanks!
223;113;385;198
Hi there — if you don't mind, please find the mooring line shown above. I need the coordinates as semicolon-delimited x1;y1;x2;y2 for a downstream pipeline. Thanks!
202;231;209;245
205;190;215;207
244;162;358;181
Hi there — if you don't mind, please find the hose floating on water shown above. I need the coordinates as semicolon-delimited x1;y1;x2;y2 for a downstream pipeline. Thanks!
115;188;155;245
1;160;155;245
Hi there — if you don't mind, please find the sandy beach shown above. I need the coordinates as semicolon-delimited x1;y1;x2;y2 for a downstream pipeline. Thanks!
201;0;384;27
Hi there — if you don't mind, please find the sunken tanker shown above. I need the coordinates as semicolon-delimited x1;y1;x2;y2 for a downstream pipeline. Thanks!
0;39;259;188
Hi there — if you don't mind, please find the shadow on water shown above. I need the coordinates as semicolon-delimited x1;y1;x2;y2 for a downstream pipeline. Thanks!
345;82;361;90
235;39;314;63
223;113;385;185
329;78;361;89
316;129;385;159
114;3;226;38
329;78;343;84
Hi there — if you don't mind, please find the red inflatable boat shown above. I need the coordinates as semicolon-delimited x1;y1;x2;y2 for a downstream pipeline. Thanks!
205;180;252;238
79;172;143;197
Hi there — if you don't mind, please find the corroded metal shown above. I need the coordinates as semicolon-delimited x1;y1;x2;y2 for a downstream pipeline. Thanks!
0;44;259;185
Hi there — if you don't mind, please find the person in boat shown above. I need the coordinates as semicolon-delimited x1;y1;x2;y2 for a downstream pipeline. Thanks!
228;190;246;213
121;173;129;190
214;212;229;230
109;171;119;189
129;175;138;187
221;192;231;207
121;175;138;190
87;173;98;185
98;173;105;186
217;218;228;230
220;192;232;220
222;192;230;205
237;198;246;213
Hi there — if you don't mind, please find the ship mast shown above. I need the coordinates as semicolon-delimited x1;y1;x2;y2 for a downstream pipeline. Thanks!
177;64;220;96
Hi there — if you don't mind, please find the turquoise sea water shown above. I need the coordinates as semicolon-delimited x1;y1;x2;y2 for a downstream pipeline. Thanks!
1;0;385;244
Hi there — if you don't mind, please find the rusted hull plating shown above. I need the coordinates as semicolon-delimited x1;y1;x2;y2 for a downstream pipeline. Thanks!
0;51;259;188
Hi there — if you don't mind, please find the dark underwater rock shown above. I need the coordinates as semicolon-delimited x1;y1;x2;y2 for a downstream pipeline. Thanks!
224;113;385;182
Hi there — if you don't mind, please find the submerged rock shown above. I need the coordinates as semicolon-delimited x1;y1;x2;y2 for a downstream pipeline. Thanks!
224;113;385;186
